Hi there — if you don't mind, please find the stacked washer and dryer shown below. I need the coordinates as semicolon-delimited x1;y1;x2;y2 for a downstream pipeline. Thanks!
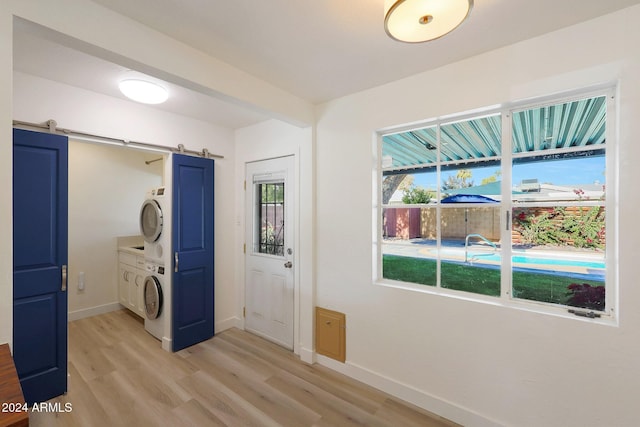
139;186;169;343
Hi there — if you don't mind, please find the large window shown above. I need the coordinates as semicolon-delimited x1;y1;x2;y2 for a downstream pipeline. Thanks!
379;92;613;318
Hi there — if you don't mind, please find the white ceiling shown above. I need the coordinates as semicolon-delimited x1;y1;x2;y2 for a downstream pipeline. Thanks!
13;0;640;129
12;20;271;129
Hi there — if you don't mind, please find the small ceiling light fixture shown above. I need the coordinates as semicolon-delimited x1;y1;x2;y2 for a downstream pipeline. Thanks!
384;0;473;43
118;78;169;104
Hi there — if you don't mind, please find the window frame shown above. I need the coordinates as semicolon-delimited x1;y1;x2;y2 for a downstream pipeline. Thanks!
374;87;617;323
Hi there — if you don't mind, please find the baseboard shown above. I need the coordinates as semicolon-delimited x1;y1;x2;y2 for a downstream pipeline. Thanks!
299;346;315;364
215;316;242;333
68;302;122;322
316;355;504;427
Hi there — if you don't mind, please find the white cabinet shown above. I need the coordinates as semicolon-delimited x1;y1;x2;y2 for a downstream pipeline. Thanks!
118;251;146;318
118;264;132;305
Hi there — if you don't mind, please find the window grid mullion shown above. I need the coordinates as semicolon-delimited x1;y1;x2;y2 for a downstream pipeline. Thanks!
436;124;442;289
501;110;513;301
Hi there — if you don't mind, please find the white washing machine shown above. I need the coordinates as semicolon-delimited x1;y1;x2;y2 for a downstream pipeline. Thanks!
139;186;168;264
139;186;171;344
143;260;165;340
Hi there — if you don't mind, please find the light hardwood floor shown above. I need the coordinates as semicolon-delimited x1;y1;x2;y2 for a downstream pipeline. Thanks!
30;310;459;427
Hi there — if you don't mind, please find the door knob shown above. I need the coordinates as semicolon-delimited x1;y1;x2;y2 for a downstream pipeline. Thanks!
284;261;293;269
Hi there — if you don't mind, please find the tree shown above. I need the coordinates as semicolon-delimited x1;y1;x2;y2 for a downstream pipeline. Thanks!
402;186;432;204
260;183;284;203
382;174;408;204
397;175;414;192
442;169;474;190
481;169;501;185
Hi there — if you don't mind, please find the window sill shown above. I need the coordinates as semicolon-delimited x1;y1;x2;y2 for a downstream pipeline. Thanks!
374;278;618;327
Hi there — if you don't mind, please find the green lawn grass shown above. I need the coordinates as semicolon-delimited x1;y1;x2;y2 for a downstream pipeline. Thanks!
382;254;605;306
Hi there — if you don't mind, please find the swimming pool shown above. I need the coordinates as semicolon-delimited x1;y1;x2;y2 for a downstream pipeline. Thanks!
513;255;603;269
465;253;605;269
384;244;606;274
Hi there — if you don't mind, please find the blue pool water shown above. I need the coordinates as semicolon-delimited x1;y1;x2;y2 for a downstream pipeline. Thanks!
467;253;605;269
512;255;604;269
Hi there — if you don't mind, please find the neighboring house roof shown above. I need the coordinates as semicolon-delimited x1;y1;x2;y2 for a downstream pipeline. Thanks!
388;189;404;204
514;182;605;201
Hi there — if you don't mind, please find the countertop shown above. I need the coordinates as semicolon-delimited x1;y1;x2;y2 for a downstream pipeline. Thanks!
116;235;144;257
118;246;145;256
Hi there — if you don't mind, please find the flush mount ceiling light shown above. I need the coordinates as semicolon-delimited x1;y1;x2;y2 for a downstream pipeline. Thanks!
384;0;473;43
118;79;169;104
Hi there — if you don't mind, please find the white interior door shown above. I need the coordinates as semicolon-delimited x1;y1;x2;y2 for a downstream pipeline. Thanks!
245;156;294;349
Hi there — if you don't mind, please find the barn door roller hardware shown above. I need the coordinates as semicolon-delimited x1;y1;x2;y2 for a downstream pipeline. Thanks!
13;119;224;159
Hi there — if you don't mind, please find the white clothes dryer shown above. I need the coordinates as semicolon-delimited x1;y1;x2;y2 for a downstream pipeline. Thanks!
140;186;168;263
143;260;165;341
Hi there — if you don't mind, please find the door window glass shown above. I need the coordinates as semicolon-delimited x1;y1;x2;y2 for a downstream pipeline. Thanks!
256;182;285;256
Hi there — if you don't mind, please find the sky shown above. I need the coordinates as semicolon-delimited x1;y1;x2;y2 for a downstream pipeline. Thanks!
411;156;606;190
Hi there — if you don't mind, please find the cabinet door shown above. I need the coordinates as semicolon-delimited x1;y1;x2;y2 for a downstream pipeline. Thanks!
118;265;130;305
315;307;346;362
127;267;138;311
134;271;146;317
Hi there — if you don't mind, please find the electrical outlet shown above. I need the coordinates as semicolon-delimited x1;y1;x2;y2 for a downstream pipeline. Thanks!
78;272;85;291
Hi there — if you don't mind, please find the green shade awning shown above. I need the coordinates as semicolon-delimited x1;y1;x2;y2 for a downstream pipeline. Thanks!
382;96;606;172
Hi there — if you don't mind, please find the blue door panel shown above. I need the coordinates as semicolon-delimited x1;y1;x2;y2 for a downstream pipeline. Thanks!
13;294;58;377
172;154;214;351
13;128;68;404
177;166;206;250
13;267;60;299
176;267;207;327
13;145;59;269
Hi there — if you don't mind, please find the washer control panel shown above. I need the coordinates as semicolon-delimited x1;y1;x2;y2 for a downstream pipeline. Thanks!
145;263;165;275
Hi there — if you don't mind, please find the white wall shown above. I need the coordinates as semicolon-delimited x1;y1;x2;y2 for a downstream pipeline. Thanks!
315;6;640;427
12;71;239;335
235;119;315;360
68;140;163;319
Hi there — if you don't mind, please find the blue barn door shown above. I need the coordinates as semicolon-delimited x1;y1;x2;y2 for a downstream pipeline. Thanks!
13;128;68;404
172;154;214;351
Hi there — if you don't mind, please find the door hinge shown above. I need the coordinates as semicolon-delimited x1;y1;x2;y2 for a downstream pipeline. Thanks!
243;243;246;254
244;180;246;190
243;307;246;318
